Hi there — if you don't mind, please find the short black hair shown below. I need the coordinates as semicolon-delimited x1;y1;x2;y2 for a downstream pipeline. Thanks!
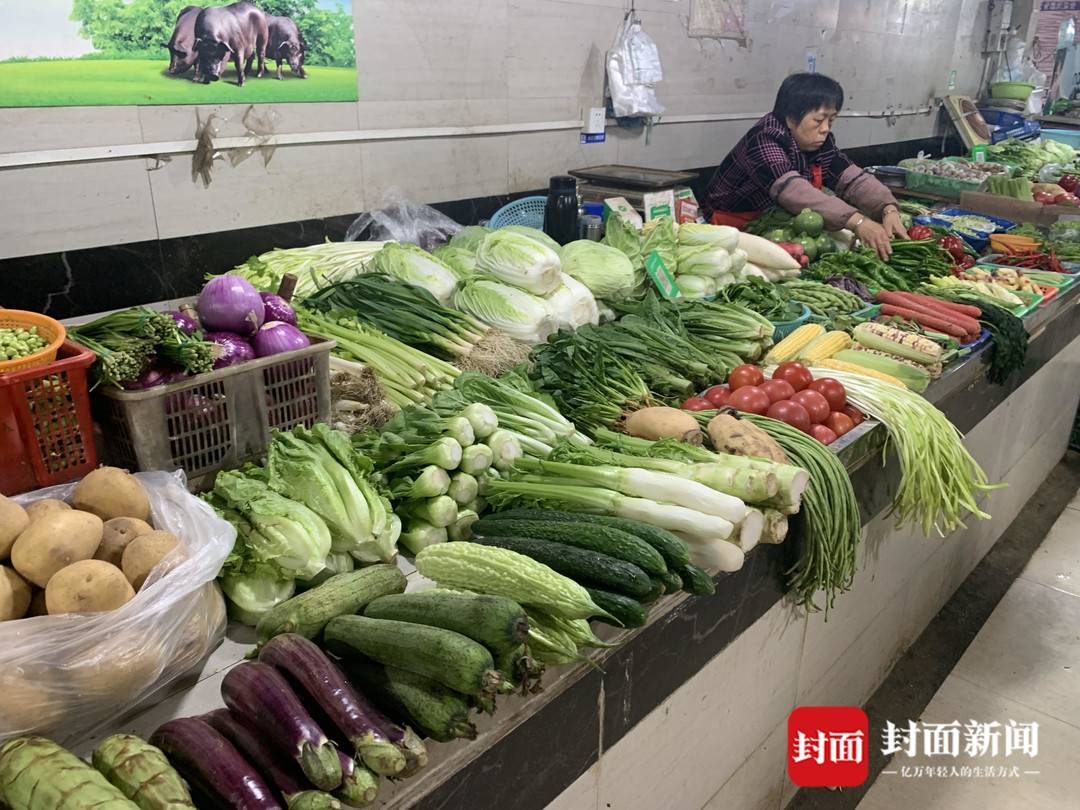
773;73;844;124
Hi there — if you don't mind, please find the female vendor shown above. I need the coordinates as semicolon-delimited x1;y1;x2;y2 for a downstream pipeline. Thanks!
703;73;907;259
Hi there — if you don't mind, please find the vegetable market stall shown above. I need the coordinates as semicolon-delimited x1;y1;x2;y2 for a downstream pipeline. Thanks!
49;280;1080;810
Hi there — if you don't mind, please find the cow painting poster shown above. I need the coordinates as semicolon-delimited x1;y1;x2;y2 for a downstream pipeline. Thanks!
0;1;358;107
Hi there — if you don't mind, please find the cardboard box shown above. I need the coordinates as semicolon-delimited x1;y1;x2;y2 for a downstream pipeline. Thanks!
958;191;1080;227
603;197;644;230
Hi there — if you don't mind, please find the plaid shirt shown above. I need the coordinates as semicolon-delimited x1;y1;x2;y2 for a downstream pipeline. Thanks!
703;113;853;215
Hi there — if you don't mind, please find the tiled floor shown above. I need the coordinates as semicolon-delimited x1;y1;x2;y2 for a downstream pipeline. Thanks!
856;492;1080;809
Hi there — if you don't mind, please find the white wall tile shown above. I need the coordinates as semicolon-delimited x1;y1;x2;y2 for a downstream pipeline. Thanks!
360;135;509;205
0;159;156;259
598;601;805;810
0;107;142;153
508;129;617;192
702;718;788;810
137;103;360;142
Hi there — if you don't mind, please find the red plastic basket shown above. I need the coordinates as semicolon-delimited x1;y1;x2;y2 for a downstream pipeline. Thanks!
0;340;98;495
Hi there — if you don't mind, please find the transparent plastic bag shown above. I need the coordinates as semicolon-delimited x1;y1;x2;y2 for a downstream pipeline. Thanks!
344;189;463;251
607;14;664;118
2;471;233;744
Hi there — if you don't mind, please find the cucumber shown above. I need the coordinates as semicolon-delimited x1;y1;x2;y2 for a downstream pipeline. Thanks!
344;661;477;743
483;509;690;568
474;535;653;599
325;615;504;696
364;590;527;656
660;570;683;594
675;563;716;596
643;577;664;603
472;518;667;576
586;588;648;628
255;565;406;650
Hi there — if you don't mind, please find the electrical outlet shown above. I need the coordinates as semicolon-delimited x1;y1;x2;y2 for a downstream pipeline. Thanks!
584;107;606;134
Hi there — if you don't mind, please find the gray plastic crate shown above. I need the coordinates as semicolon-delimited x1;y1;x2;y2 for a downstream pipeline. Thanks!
96;337;333;491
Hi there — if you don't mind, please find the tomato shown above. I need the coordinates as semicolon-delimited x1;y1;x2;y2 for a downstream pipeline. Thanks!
810;424;838;445
767;400;812;433
681;396;713;411
825;411;855;436
807;378;847;411
728;386;771;415
760;379;796;404
842;404;865;425
772;361;813;391
791;389;830;423
703;385;731;407
727;364;765;390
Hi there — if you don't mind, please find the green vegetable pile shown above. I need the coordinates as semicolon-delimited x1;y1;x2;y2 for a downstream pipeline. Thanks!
988;138;1077;177
779;279;864;317
0;325;47;362
714;278;797;319
68;307;213;388
804;248;916;291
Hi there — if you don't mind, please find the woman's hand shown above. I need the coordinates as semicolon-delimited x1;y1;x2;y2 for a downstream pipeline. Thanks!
852;217;895;260
882;206;909;240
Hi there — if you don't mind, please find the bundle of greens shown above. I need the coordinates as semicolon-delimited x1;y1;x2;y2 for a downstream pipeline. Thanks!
297;308;459;409
302;275;490;359
69;306;213;388
715;278;795;319
225;241;386;297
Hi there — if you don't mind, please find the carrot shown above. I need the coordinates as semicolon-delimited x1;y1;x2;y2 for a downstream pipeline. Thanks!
882;292;982;334
878;304;969;338
921;298;982;319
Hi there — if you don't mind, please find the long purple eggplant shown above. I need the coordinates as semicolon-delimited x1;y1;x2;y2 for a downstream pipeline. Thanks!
259;634;416;777
221;661;343;792
335;748;379;807
150;717;283;810
205;709;341;810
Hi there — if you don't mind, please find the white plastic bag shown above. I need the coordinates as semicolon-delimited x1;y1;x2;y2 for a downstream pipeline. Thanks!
607;15;665;118
345;188;463;251
2;471;233;744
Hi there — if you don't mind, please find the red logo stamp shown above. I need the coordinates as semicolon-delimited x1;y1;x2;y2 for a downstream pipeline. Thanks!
788;706;869;787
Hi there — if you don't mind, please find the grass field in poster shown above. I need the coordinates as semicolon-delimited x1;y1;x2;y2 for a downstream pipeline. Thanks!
0;1;358;108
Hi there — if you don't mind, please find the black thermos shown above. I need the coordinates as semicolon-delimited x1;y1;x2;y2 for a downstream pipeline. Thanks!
544;175;579;246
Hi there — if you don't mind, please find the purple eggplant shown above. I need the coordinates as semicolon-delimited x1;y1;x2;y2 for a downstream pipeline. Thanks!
221;661;343;792
205;709;341;810
259;634;407;777
150;717;283;810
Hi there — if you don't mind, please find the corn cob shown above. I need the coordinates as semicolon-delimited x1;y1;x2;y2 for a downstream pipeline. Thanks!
798;330;851;363
832;349;931;393
847;346;943;379
813;358;905;388
853;322;942;364
764;323;825;364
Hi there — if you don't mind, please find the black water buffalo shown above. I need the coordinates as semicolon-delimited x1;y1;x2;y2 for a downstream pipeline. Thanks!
193;2;268;86
164;5;202;76
266;15;307;79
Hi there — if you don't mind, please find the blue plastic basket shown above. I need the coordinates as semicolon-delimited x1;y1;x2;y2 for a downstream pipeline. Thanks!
770;303;811;341
489;196;547;229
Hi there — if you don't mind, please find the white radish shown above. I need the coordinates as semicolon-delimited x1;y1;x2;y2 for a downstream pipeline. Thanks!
678;534;746;572
734;508;765;552
737;232;800;270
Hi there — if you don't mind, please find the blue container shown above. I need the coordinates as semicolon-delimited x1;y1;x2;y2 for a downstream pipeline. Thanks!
770;303;811;342
489;196;547;229
913;207;1016;252
1040;128;1080;150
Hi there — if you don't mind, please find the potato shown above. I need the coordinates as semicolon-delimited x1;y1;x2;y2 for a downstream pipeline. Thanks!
24;498;71;523
63;638;163;700
45;559;135;615
10;510;103;587
72;466;150;522
95;517;154;567
0;669;66;733
27;588;48;617
0;495;29;560
0;565;31;621
706;413;789;464
121;530;182;591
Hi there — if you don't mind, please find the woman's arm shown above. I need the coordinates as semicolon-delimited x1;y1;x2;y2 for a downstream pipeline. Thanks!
771;172;858;230
835;165;908;237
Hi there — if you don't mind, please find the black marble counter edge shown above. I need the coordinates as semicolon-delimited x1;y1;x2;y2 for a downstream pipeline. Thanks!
410;285;1080;810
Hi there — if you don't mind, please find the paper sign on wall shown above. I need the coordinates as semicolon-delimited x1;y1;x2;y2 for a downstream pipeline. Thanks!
0;0;359;108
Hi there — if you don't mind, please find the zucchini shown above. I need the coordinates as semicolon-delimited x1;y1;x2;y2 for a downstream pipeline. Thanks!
474;535;652;599
325;615;504;696
255;565;407;650
483;509;690;568
675;563;716;596
472;518;667;576
344;661;477;743
364;590;528;655
585;588;648;629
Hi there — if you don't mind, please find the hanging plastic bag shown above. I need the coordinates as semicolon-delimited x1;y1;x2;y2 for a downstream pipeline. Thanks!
345;189;463;251
607;14;665;118
2;471;232;745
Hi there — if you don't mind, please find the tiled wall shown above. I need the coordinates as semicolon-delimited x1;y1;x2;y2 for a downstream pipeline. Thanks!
1;0;990;262
543;333;1080;810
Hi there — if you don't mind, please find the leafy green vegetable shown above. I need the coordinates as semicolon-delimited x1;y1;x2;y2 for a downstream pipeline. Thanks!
368;242;459;305
642;216;678;272
560;240;639;300
453;278;556;343
602;213;644;270
677;222;739;251
499;225;562;254
449;225;493;252
432;245;479;280
476;230;562;295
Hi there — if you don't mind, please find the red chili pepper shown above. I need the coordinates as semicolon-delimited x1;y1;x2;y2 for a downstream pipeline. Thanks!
908;225;934;241
937;234;967;261
958;254;976;269
1060;175;1078;193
